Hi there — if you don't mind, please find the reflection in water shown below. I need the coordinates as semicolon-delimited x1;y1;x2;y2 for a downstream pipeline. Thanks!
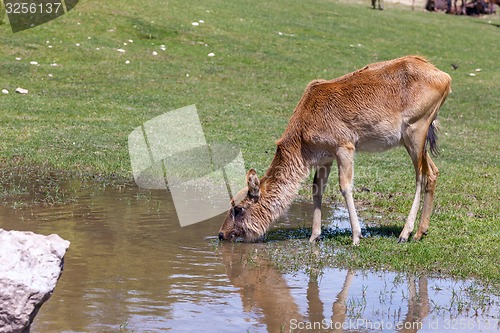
221;244;437;333
0;185;497;332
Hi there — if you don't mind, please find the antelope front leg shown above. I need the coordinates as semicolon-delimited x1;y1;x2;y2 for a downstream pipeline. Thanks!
336;146;362;245
310;162;332;242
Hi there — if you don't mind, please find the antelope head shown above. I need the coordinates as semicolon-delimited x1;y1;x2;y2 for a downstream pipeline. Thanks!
218;169;264;242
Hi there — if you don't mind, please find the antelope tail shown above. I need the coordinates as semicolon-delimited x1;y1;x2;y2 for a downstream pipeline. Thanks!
426;120;440;157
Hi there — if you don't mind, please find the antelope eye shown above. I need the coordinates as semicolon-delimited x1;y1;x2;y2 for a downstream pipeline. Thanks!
233;206;245;216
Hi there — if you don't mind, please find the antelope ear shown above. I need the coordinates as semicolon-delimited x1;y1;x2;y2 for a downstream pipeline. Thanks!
246;169;260;200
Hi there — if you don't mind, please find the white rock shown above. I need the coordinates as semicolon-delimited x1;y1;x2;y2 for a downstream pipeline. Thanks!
125;60;130;64
152;51;158;56
0;229;70;333
192;22;199;26
15;87;29;94
475;68;481;72
208;52;215;57
1;89;8;94
469;73;476;77
117;48;126;53
30;61;38;65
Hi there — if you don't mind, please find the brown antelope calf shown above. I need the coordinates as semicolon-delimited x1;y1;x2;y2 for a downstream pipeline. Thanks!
218;56;451;245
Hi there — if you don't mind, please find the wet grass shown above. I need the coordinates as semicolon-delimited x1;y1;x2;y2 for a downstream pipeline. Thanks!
0;0;499;284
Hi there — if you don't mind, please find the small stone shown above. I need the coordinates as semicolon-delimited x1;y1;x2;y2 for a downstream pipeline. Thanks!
117;48;126;53
15;87;29;94
30;61;38;65
152;51;158;56
2;89;9;94
192;22;199;26
125;60;130;64
208;52;215;57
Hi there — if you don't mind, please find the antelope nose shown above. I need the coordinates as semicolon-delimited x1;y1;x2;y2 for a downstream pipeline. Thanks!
218;232;224;241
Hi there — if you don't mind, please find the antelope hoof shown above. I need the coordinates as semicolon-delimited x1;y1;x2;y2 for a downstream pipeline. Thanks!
398;236;408;243
413;230;428;241
309;234;321;242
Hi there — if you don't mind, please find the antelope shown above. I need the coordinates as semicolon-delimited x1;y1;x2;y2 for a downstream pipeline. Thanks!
218;56;451;245
372;0;384;10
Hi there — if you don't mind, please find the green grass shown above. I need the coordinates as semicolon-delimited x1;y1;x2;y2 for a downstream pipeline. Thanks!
0;0;499;284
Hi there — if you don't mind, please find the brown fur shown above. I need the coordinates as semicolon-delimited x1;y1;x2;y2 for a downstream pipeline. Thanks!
219;56;451;244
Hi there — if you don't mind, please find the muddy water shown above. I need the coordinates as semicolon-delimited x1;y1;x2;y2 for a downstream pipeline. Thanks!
0;186;498;333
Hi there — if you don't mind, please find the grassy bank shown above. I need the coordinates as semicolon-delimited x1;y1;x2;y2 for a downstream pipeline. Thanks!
1;0;498;284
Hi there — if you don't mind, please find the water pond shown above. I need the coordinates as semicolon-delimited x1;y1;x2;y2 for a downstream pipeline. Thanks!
0;185;497;332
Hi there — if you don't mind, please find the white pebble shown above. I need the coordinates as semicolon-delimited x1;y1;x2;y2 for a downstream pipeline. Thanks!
15;57;21;61
15;87;28;94
186;73;190;77
475;68;481;72
123;42;128;46
207;52;215;57
88;36;92;40
51;63;58;67
76;43;80;46
48;74;53;77
117;48;126;53
125;60;130;64
469;73;476;77
2;89;9;94
30;61;38;65
152;51;158;56
48;45;53;48
128;39;134;43
199;20;205;24
192;22;199;26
